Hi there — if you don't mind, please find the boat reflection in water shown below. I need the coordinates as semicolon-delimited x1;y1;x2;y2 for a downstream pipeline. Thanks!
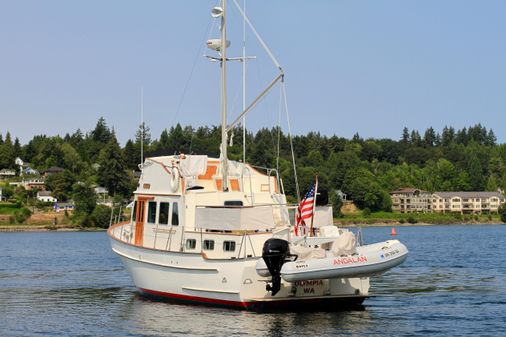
121;294;373;337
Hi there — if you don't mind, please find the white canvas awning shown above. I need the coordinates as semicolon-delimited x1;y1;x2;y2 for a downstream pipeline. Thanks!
312;206;334;228
195;205;287;231
179;155;208;177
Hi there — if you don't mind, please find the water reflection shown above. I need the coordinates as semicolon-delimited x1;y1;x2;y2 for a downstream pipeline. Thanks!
1;227;506;337
119;294;374;337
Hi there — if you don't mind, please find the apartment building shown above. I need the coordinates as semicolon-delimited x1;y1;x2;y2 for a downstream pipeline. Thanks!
432;192;505;214
390;188;432;213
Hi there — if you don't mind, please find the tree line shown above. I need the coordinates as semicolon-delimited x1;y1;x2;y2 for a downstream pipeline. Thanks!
1;119;505;215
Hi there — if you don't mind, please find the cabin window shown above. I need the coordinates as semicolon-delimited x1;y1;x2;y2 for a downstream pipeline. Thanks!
223;241;236;252
186;239;196;250
147;201;157;224
172;202;179;226
159;202;170;225
224;200;243;206
132;202;137;221
203;240;215;250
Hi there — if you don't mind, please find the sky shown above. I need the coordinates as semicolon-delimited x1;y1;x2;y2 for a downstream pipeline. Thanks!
1;0;506;144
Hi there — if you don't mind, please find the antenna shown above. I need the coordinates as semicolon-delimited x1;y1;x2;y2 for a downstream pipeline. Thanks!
140;86;144;166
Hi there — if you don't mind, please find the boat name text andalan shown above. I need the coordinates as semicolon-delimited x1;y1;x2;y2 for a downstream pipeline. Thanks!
332;256;368;265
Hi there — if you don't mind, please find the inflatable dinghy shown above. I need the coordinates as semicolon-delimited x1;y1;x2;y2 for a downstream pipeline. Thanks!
256;239;408;282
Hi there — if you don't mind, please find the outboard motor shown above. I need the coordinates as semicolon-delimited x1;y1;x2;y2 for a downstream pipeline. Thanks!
262;238;291;296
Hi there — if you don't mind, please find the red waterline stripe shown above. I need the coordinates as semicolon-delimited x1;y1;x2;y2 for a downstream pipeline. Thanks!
139;288;254;309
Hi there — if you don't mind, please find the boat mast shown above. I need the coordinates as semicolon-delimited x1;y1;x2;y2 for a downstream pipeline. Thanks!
140;86;144;166
242;0;246;164
220;0;229;191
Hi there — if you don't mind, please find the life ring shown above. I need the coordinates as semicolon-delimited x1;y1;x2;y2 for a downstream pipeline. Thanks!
169;167;180;193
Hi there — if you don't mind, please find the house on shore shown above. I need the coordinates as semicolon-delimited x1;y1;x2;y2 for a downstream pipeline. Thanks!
0;169;16;180
432;192;505;214
390;188;505;214
42;167;64;177
390;188;432;213
37;191;57;203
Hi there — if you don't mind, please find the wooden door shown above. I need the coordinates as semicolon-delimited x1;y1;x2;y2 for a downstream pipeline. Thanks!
134;199;146;246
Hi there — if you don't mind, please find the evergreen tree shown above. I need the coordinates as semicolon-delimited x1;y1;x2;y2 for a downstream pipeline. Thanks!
73;183;96;215
467;154;484;190
0;132;15;168
455;127;468;145
158;129;170;151
97;134;131;196
423;127;437;147
401;127;410;143
135;122;152;148
123;139;139;170
410;130;422;146
45;170;75;201
13;137;22;158
91;117;112;144
486;129;497;146
441;126;455;146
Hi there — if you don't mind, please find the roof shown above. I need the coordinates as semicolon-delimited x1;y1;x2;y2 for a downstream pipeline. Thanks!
56;202;74;207
433;191;505;199
44;167;64;173
37;191;53;197
0;169;16;174
390;188;428;194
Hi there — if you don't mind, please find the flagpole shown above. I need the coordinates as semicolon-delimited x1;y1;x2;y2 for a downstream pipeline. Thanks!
309;175;318;237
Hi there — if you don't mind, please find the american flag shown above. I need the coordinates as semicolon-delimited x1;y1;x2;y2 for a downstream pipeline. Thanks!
295;184;316;235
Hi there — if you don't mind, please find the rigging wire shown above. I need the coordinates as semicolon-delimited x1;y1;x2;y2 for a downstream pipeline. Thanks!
171;13;217;130
276;83;282;175
282;80;300;202
232;0;282;72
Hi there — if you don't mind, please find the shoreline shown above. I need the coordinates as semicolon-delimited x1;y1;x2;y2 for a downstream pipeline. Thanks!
343;221;505;227
1;221;503;232
0;225;107;232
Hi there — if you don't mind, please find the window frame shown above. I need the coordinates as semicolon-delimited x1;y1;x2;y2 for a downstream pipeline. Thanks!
158;202;170;225
203;240;215;251
172;202;179;226
147;201;157;224
223;241;236;252
186;239;196;250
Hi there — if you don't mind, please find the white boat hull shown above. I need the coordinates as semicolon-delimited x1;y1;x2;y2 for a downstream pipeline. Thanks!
109;228;370;311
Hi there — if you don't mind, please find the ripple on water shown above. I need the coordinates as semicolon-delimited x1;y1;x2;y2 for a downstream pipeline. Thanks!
1;227;506;337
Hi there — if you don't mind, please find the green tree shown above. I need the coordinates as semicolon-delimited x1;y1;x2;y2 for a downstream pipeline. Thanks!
423;127;437;147
499;204;506;223
91;205;112;228
401;127;410;143
61;143;84;173
342;168;391;211
467;154;484;190
73;183;96;215
123;139;139;170
97;135;130;196
45;170;75;201
0;132;15;169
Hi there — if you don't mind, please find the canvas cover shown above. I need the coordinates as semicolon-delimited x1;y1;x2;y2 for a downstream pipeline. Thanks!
312;206;334;228
331;231;357;256
195;206;280;231
290;245;326;260
180;155;208;177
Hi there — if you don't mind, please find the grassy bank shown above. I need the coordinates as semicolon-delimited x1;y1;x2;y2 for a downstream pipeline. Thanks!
336;211;503;226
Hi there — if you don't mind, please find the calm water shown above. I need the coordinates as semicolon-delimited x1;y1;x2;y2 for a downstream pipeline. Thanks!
1;225;505;336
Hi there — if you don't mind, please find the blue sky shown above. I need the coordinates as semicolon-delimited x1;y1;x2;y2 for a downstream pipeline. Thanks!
1;0;506;144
